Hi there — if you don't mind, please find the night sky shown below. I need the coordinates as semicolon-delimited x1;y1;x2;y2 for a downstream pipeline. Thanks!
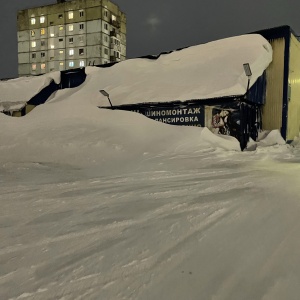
1;0;300;79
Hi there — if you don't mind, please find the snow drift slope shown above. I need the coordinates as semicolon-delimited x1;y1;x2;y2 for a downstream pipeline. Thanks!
1;86;300;300
0;97;240;175
2;33;300;300
1;128;300;300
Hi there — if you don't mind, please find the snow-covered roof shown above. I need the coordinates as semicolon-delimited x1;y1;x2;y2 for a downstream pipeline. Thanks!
85;34;272;107
0;34;272;112
0;72;60;112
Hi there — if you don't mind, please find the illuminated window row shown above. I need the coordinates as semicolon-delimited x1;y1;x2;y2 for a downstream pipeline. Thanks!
30;41;58;48
68;61;85;67
31;41;85;55
68;23;84;31
30;24;84;37
30;28;46;36
68;48;85;56
34;36;84;44
32;63;46;70
32;60;85;71
68;10;85;19
30;10;84;25
31;16;46;25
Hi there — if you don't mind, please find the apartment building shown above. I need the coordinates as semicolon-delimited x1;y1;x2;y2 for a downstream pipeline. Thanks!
17;0;126;76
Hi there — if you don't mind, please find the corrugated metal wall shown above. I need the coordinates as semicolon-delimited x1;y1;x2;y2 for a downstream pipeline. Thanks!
262;38;285;131
287;34;300;140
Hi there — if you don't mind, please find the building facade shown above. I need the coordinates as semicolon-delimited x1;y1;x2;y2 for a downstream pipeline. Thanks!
256;26;300;141
17;0;126;76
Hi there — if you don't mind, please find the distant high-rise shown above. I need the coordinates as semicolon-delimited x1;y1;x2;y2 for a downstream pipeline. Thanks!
17;0;126;76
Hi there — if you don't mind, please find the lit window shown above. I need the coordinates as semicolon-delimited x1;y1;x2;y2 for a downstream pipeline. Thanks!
68;11;73;19
60;62;64;66
41;28;46;35
69;49;74;56
31;18;36;25
69;37;73;43
50;45;55;49
41;63;46;70
79;24;84;30
31;41;36;48
79;60;85;67
69;61;74;67
79;48;84;55
50;33;55;37
40;16;45;23
79;10;84;17
32;64;36;70
112;15;117;21
59;50;64;54
59;26;64;31
69;24;73;31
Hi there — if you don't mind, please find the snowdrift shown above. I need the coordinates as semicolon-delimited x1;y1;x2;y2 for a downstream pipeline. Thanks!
0;100;241;174
87;34;272;106
0;33;275;170
0;72;60;112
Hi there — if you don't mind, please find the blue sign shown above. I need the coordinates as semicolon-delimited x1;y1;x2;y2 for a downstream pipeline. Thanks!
133;105;204;127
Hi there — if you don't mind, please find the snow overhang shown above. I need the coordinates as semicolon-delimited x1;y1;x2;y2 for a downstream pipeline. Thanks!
90;34;272;106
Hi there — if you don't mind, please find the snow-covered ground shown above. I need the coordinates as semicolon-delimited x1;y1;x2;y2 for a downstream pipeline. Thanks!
1;34;300;300
1;97;300;300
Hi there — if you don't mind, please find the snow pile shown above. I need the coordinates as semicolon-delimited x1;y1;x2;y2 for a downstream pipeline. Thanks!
1;95;300;300
2;34;300;300
257;130;286;147
0;99;241;175
290;133;300;147
0;34;272;114
80;34;272;107
0;71;60;112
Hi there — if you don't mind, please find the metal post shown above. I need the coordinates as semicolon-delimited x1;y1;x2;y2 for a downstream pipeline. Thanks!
246;77;250;95
107;96;113;109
